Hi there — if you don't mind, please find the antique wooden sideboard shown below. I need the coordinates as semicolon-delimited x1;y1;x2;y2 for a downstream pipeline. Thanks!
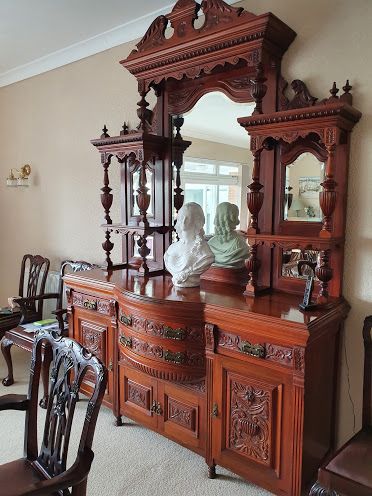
65;1;361;495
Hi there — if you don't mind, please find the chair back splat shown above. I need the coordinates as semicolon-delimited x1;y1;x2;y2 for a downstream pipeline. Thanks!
25;329;107;480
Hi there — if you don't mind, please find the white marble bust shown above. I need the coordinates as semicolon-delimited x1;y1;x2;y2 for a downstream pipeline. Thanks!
164;202;215;287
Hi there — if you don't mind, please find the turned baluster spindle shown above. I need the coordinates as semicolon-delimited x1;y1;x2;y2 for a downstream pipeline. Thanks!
315;250;333;304
320;140;337;238
247;148;264;234
173;115;185;214
100;153;115;268
250;62;267;115
136;161;151;228
137;235;151;275
244;244;261;296
137;84;151;133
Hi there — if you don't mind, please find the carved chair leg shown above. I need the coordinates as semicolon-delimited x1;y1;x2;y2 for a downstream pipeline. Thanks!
39;346;53;409
309;482;339;495
208;464;216;479
1;337;15;386
71;479;87;495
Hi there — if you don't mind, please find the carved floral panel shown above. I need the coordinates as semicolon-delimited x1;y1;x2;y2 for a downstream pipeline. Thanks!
80;321;106;362
227;372;280;468
166;397;197;432
126;379;151;411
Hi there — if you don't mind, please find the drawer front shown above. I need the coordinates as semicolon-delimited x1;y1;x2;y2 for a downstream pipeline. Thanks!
72;291;115;316
217;328;304;373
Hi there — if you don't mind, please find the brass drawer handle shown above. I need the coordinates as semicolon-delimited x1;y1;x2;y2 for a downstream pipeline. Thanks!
83;299;97;311
164;350;186;365
119;334;132;348
120;313;132;326
150;401;163;416
239;341;265;359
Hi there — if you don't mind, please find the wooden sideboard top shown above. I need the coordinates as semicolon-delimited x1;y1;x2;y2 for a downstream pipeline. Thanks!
65;268;349;330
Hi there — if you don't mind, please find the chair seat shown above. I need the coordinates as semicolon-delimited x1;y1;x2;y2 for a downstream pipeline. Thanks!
0;458;45;496
325;428;372;488
5;325;36;353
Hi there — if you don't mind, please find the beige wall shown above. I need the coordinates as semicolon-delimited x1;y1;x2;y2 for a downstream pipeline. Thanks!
0;0;371;446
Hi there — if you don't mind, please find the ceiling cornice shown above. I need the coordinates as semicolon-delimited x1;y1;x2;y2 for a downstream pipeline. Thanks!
0;0;236;88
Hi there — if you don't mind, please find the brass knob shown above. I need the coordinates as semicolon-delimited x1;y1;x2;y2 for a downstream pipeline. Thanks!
211;403;219;418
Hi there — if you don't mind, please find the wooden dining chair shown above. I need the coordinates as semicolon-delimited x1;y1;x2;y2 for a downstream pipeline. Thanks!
1;260;96;407
0;327;107;496
309;315;372;496
0;254;51;340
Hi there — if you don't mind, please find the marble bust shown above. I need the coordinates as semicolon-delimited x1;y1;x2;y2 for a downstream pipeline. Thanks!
164;202;215;287
208;202;249;268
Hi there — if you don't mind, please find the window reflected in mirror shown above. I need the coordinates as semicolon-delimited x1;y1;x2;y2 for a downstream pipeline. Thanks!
175;91;255;235
282;249;319;279
284;152;325;222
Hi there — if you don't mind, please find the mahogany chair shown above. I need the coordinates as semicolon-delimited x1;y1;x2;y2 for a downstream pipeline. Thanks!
1;260;97;407
0;328;107;496
0;254;51;340
309;315;372;496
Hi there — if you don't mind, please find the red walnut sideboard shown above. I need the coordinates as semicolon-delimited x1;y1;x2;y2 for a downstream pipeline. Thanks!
65;268;349;496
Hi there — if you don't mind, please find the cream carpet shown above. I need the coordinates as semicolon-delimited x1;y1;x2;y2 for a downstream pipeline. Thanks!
0;346;272;496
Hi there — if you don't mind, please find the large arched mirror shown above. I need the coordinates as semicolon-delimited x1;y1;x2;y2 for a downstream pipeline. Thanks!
174;91;254;236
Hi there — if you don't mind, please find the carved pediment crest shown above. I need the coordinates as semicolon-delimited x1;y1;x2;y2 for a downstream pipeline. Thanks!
136;15;168;52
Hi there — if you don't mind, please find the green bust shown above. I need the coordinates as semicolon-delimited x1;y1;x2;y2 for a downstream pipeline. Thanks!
208;202;249;269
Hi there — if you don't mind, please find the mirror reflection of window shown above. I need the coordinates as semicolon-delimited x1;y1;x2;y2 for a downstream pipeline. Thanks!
178;91;254;234
284;152;325;222
182;159;240;235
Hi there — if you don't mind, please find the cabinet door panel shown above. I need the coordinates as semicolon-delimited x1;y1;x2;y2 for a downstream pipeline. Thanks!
158;382;206;455
213;356;292;494
73;308;114;407
119;366;158;430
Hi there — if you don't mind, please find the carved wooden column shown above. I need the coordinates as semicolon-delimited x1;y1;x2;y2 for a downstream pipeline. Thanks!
316;249;333;304
244;243;261;296
247;142;264;234
204;323;217;479
320;128;338;238
172;115;185;215
292;347;305;496
100;145;114;269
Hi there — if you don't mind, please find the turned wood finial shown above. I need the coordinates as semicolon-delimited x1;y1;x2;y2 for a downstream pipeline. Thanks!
173;115;184;139
343;79;352;94
329;82;339;99
250;62;267;115
120;122;129;135
101;125;110;138
341;79;353;104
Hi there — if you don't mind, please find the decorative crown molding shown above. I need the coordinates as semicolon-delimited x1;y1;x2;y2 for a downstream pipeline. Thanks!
0;0;236;88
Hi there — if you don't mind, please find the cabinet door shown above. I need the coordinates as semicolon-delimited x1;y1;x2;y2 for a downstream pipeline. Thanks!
119;365;158;430
158;381;206;456
212;356;293;495
73;308;114;407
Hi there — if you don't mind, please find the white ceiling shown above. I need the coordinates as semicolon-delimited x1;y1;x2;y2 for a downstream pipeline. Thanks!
0;0;235;88
183;92;254;148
